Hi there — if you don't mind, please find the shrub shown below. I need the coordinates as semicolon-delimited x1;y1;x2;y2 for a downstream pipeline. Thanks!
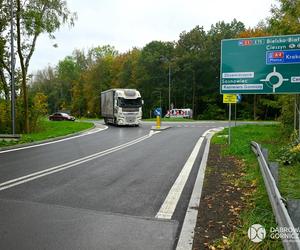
278;131;300;165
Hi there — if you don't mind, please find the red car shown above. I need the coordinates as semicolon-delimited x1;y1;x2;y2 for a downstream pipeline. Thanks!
49;112;75;121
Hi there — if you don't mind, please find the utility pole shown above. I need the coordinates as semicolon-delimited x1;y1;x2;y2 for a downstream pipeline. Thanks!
10;0;16;135
160;56;173;113
168;62;171;113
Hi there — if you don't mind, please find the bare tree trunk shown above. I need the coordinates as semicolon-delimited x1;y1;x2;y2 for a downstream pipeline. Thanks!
192;70;195;116
16;0;29;132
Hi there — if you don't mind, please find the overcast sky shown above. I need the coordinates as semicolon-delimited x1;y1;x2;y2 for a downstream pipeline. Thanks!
29;0;276;73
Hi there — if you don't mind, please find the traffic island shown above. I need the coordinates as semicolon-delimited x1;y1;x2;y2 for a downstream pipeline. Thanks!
150;114;171;131
151;126;171;131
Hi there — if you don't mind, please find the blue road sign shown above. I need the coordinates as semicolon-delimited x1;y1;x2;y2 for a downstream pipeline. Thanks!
266;50;300;65
154;108;162;117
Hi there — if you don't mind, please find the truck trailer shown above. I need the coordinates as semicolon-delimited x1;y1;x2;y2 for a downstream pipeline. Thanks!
101;89;143;126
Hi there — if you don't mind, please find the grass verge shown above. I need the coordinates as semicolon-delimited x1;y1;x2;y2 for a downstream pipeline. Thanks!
210;124;300;249
0;120;94;148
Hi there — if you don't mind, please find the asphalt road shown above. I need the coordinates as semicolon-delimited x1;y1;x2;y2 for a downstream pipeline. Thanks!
0;121;226;250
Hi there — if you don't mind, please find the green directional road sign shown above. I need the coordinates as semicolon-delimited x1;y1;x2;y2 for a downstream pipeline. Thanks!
220;34;300;94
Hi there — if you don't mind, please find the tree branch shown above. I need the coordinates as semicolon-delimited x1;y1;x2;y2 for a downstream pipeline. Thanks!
0;58;11;76
25;3;47;72
16;0;25;75
25;32;38;71
0;68;9;101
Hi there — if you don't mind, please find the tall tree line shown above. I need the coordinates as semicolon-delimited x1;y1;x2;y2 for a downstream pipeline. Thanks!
29;18;281;121
1;0;299;133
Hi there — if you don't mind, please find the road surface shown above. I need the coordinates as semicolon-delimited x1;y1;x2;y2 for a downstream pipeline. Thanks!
0;121;226;250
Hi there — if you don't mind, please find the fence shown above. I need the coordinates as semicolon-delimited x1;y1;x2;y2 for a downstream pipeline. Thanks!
251;141;300;250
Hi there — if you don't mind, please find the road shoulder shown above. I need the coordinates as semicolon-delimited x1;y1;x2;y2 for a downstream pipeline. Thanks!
192;143;246;249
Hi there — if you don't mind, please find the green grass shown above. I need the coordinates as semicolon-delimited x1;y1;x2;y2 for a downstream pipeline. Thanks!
79;117;102;121
211;124;297;249
280;163;300;199
0;120;94;147
143;117;196;122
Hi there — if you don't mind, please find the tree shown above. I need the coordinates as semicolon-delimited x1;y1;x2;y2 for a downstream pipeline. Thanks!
83;46;119;117
268;0;300;131
118;48;141;89
57;56;80;109
14;0;76;132
31;66;60;113
137;41;175;117
269;0;300;35
0;0;9;101
176;26;207;116
30;92;47;131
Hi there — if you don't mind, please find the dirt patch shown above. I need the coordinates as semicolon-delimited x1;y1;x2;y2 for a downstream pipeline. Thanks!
192;144;247;249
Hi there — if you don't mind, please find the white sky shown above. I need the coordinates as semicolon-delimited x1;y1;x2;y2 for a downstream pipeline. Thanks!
29;0;276;73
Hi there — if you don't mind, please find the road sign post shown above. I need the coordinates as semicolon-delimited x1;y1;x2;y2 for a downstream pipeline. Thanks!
154;108;162;129
235;94;242;126
234;103;237;127
223;94;237;145
229;103;232;145
156;116;161;129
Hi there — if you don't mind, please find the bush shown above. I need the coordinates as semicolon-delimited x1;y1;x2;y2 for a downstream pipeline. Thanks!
29;92;48;132
198;103;226;120
278;131;300;165
278;95;295;133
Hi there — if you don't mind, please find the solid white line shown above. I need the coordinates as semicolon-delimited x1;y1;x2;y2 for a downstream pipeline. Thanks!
176;127;224;250
0;125;108;154
155;129;211;220
0;133;153;191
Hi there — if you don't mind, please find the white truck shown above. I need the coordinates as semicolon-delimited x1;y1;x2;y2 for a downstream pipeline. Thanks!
101;89;143;126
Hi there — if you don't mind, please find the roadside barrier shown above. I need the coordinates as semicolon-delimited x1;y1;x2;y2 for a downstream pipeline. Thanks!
251;141;300;250
0;134;20;141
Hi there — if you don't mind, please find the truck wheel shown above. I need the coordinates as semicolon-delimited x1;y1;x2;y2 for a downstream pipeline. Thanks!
114;119;118;126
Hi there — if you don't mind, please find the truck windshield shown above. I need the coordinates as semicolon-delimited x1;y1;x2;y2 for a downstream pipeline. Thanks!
118;97;142;108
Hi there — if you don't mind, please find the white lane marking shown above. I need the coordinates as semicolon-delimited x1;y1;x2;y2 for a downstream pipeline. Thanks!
0;132;155;191
149;130;161;136
155;129;211;219
176;129;222;250
0;126;108;154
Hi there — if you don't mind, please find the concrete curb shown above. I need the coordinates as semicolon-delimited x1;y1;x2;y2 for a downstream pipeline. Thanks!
150;126;171;131
0;122;104;152
176;127;224;250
